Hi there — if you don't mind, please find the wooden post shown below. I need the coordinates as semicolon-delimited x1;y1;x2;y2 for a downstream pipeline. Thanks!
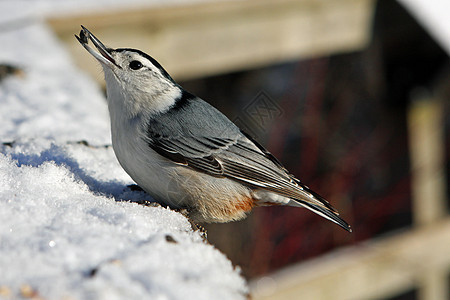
407;89;448;300
407;90;446;226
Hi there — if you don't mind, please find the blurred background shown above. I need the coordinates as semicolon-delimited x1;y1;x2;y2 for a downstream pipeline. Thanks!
5;0;449;299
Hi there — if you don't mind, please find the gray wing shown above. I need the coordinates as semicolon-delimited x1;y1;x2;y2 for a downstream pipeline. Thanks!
146;96;338;213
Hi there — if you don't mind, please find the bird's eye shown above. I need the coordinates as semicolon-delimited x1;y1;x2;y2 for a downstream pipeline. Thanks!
129;60;143;70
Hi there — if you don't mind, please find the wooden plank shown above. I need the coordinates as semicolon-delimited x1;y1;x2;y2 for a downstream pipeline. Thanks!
47;0;375;81
250;218;450;300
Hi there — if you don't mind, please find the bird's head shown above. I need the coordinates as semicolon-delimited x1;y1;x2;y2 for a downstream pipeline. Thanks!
76;26;181;117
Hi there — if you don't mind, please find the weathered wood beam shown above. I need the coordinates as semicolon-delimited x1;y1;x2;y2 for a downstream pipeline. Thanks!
48;0;375;81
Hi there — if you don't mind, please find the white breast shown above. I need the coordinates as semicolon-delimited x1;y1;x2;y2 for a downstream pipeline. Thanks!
110;112;179;205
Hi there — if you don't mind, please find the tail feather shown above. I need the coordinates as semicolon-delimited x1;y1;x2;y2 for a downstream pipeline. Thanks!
288;199;352;232
290;177;339;214
252;189;352;232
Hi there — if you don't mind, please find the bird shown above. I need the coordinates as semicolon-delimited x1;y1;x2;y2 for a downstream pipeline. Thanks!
75;25;351;232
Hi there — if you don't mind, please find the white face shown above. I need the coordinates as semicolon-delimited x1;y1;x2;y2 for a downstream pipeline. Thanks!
101;49;181;118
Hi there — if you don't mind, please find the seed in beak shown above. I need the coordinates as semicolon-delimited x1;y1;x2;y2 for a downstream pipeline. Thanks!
79;29;88;44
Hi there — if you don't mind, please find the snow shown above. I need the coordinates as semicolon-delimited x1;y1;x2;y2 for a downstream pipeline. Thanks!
0;15;247;300
398;0;450;56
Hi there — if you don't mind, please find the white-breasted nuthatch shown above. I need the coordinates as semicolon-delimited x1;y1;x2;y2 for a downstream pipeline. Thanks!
76;26;351;232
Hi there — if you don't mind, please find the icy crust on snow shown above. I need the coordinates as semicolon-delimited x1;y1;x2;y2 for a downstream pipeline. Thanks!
0;22;247;300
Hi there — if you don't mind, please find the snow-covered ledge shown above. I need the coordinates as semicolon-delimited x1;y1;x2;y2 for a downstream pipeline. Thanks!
0;22;247;299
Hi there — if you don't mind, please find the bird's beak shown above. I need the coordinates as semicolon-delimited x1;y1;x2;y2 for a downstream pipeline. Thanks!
75;25;121;69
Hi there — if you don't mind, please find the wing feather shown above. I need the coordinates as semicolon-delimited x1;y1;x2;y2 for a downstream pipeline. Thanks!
147;133;334;211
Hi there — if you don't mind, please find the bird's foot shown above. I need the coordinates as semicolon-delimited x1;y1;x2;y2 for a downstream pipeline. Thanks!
175;208;208;242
